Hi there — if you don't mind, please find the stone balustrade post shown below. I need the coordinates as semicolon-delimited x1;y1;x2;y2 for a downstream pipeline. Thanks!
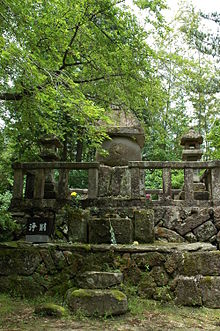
184;168;194;204
58;169;69;199
33;169;45;199
163;168;172;200
88;168;98;199
12;169;24;199
130;167;141;199
211;166;220;206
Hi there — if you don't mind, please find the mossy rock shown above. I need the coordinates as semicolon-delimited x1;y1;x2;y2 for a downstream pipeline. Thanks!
34;303;67;317
66;288;128;316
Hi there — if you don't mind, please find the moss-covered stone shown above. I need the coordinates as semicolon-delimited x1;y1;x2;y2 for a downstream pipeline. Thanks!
66;288;128;316
76;271;123;289
0;249;42;276
110;289;127;301
34;303;67;317
134;209;154;243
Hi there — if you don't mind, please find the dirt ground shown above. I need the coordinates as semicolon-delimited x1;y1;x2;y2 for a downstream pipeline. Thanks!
0;294;220;331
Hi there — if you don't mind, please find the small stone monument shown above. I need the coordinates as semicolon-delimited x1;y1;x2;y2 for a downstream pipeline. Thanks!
181;128;203;182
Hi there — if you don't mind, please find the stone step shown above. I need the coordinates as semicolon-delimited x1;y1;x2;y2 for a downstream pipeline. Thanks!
66;288;128;316
76;271;123;289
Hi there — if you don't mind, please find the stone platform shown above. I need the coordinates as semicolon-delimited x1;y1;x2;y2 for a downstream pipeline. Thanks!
0;241;219;308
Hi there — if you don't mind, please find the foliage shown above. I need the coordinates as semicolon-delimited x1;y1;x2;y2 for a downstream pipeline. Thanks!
0;0;168;161
0;191;19;242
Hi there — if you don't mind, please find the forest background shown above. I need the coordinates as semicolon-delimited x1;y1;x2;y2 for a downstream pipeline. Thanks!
0;0;219;238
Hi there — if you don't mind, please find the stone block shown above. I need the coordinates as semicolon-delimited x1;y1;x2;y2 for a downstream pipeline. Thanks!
76;271;123;289
214;206;220;221
164;252;182;274
178;251;220;276
200;276;220;308
134;209;154;243
193;221;217;242
66;288;128;316
133;252;166;268
162;207;179;229
110;167;127;196
98;166;112;197
185;232;197;243
68;215;88;243
88;217;133;244
150;266;169;286
155;227;185;243
175;276;202;306
138;273;157;299
175;208;210;236
0;249;42;276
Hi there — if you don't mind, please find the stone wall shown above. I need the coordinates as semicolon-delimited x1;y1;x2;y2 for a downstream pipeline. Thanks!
154;206;220;247
0;242;219;308
55;204;220;247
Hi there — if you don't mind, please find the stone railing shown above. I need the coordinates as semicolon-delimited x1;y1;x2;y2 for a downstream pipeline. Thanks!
129;161;220;206
12;162;99;205
11;160;220;208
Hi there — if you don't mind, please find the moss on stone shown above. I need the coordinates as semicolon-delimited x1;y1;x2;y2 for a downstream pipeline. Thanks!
110;290;126;301
34;303;67;317
71;289;94;298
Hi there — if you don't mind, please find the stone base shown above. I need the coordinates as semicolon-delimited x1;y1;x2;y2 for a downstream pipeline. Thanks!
26;235;50;243
66;289;128;316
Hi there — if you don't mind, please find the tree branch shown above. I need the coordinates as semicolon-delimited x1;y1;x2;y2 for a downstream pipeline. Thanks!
73;73;125;84
0;92;24;101
59;25;80;71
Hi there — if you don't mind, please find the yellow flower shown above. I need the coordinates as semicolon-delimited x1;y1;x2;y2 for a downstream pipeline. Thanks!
71;191;77;197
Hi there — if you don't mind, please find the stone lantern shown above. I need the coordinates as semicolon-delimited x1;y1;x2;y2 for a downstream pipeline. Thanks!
39;134;63;198
39;134;63;162
180;128;203;183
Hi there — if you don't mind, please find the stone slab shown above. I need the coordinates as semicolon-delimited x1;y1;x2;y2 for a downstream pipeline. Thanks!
66;288;128;316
